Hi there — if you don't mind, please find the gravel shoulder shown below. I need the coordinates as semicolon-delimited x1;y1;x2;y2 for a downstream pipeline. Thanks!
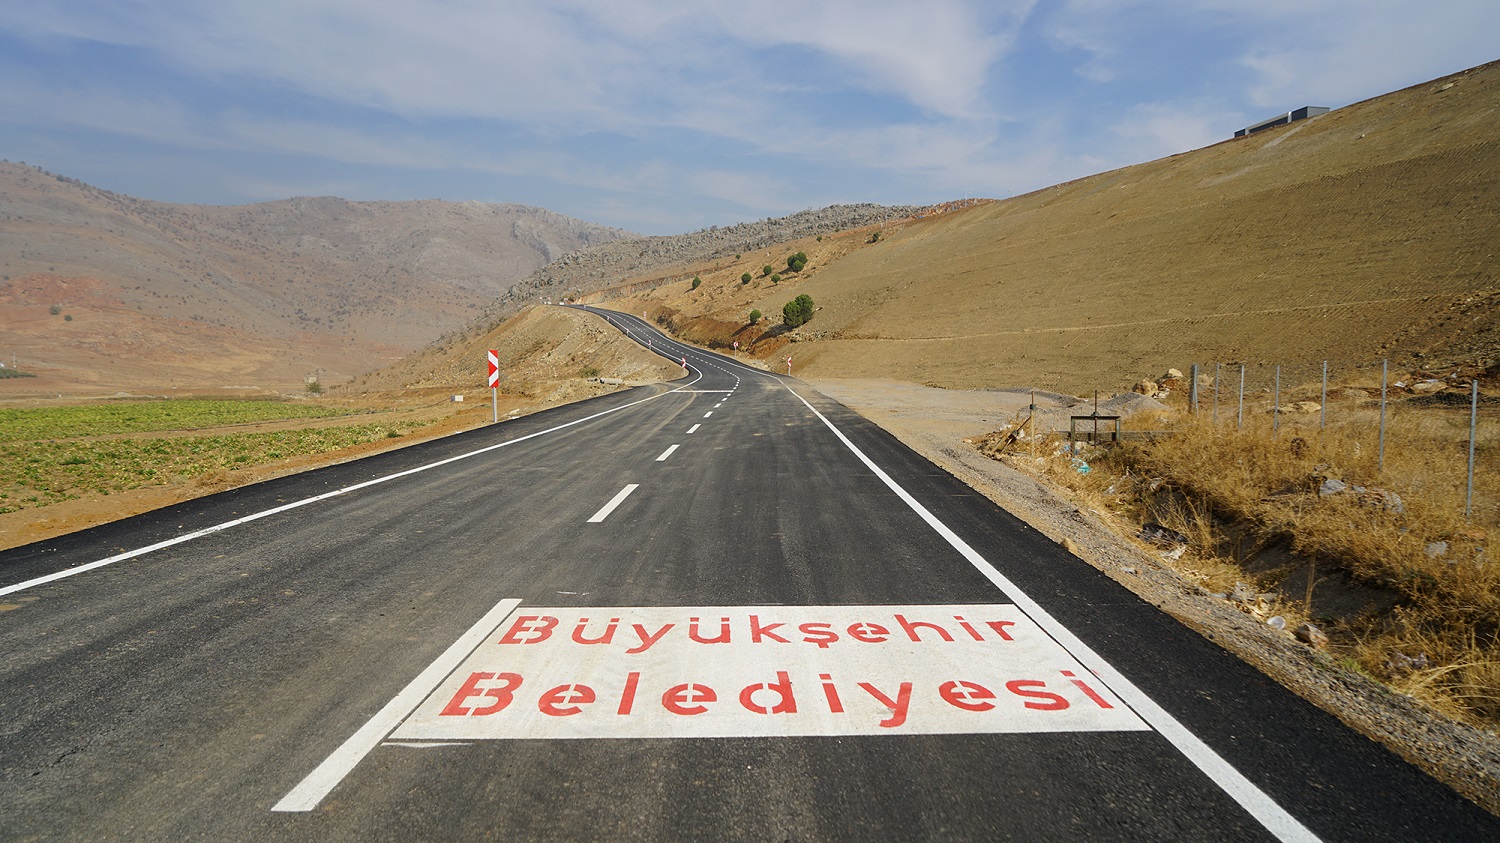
808;376;1500;817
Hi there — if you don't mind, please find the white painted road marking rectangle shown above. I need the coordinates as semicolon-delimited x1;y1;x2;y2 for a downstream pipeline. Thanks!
703;411;713;418
587;484;639;522
687;424;700;434
272;598;522;812
655;444;680;462
391;605;1147;741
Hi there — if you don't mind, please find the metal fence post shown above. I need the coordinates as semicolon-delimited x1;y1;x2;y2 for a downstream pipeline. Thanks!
1237;365;1245;431
1378;359;1388;474
1320;360;1328;431
1273;365;1281;436
1468;379;1479;521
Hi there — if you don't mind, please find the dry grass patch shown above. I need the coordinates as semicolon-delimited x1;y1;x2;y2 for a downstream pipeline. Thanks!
990;394;1500;726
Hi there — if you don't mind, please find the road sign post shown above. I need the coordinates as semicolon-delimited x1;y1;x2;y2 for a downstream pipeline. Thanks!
487;349;500;423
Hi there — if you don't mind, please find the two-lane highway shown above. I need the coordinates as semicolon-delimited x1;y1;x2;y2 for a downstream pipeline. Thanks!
1;306;1496;840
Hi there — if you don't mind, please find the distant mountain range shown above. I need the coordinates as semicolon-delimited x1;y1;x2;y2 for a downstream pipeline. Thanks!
0;164;634;391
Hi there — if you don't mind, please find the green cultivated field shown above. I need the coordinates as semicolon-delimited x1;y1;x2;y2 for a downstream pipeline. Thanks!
0;400;428;515
0;399;355;442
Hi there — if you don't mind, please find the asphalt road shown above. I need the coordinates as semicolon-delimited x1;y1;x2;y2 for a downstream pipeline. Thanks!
1;306;1496;841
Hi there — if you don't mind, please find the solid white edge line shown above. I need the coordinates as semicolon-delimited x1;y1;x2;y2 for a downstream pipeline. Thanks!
1;370;705;598
271;598;522;812
780;382;1320;843
655;444;680;462
587;484;639;523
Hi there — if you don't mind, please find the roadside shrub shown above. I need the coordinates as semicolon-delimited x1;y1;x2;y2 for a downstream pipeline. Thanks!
771;274;781;284
786;252;808;273
748;309;761;325
49;304;61;315
782;294;814;328
868;231;881;243
741;272;752;284
762;264;773;277
305;380;323;395
816;235;823;242
691;277;701;290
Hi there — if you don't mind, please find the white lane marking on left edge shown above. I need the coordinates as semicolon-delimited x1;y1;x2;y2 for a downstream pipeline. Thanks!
272;598;521;811
655;444;679;462
778;382;1320;843
588;484;639;522
0;366;706;598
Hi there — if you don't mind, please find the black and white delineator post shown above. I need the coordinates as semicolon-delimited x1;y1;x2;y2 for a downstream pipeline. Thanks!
487;349;500;423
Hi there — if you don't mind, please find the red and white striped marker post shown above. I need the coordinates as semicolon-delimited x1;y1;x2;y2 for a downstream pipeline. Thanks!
786;356;793;375
487;349;500;423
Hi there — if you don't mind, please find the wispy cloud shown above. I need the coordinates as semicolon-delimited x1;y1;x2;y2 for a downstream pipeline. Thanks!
2;1;1496;232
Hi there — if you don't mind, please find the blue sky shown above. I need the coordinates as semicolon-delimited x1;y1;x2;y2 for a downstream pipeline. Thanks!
1;1;1495;235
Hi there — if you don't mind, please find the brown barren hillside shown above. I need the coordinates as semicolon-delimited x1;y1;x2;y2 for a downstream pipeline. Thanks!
594;61;1499;394
0;164;633;393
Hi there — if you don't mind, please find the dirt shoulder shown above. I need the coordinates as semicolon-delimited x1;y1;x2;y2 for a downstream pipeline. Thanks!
807;376;1500;817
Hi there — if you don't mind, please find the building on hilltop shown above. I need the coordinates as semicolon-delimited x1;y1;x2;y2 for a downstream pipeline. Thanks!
1234;106;1331;138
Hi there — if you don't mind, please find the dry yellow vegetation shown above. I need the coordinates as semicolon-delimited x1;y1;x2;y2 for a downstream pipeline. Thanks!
598;61;1499;396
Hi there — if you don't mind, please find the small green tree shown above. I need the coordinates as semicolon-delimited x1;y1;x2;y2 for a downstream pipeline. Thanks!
762;264;774;277
691;276;701;289
816;235;823;242
868;231;881;243
741;272;752;284
771;274;781;284
786;252;807;273
782;294;815;328
748;309;762;325
305;380;323;395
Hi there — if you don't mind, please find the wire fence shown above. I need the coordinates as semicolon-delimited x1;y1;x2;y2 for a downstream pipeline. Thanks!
1176;359;1495;524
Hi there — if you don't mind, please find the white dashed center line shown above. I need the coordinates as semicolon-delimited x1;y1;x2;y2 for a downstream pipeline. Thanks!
655;444;680;462
703;411;713;418
687;424;701;434
587;484;639;523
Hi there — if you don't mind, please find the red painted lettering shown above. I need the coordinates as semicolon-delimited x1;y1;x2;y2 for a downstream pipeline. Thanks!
441;671;523;716
626;622;675;654
618;671;640;715
499;615;558;644
985;620;1017;641
440;671;494;716
571;617;619;645
819;673;844;713
939;680;996;712
954;616;984;641
749;615;789;643
689;616;731;644
895;614;953;643
847;622;889;643
799;622;839;649
1062;670;1114;709
857;681;913;728
1005;679;1069;710
662;683;716;715
538;683;596;717
739;671;798;714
